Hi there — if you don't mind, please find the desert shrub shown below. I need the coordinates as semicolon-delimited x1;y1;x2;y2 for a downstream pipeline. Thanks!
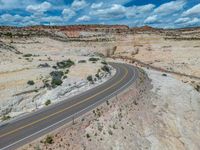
5;32;13;37
47;57;52;61
113;124;117;129
52;66;57;69
51;78;63;87
101;65;110;73
195;84;200;92
86;134;90;138
56;59;74;69
50;71;64;80
50;71;64;87
95;52;105;58
63;75;67;79
89;57;99;62
38;63;50;68
101;61;107;65
87;75;93;83
44;135;53;144
78;60;86;63
106;100;109;105
1;115;11;121
95;73;100;79
23;54;32;57
45;100;51;106
27;80;35;85
65;69;69;74
108;129;113;135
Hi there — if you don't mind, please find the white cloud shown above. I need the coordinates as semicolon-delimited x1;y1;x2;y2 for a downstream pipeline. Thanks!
126;4;155;18
71;0;87;10
137;4;155;12
1;14;15;22
0;13;33;26
175;17;190;23
144;15;158;24
0;14;24;22
154;0;186;15
0;0;33;9
175;17;200;26
41;16;63;23
90;3;155;21
98;0;131;6
182;3;200;16
62;8;76;20
26;1;51;13
186;18;200;25
76;15;91;22
90;4;126;19
91;2;103;9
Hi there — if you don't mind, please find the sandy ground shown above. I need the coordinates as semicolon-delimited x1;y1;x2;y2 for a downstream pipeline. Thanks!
113;33;200;78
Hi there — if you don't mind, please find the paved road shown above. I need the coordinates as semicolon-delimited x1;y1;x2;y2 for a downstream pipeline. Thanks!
0;62;138;150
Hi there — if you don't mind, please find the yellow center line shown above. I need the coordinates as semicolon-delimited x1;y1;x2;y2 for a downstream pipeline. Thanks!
0;65;128;138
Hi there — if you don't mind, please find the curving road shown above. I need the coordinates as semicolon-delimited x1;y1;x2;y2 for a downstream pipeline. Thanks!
0;62;138;150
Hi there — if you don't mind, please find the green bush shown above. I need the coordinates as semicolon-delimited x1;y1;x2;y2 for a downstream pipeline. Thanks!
101;61;107;65
65;69;69;74
23;54;32;57
45;100;51;106
87;75;93;83
52;66;57;69
44;135;53;144
27;80;35;85
95;73;100;79
78;60;86;63
5;32;13;37
1;115;11;121
56;59;74;69
86;133;90;138
101;65;110;73
89;58;99;62
50;71;64;79
38;63;50;68
50;71;64;88
63;75;67;79
51;78;63;87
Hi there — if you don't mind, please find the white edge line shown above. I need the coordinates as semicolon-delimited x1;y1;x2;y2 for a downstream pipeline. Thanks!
1;65;136;150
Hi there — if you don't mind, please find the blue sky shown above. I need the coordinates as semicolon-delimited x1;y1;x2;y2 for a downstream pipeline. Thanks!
0;0;200;28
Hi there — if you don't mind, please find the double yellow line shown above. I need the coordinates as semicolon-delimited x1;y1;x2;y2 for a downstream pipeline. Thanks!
0;65;128;138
